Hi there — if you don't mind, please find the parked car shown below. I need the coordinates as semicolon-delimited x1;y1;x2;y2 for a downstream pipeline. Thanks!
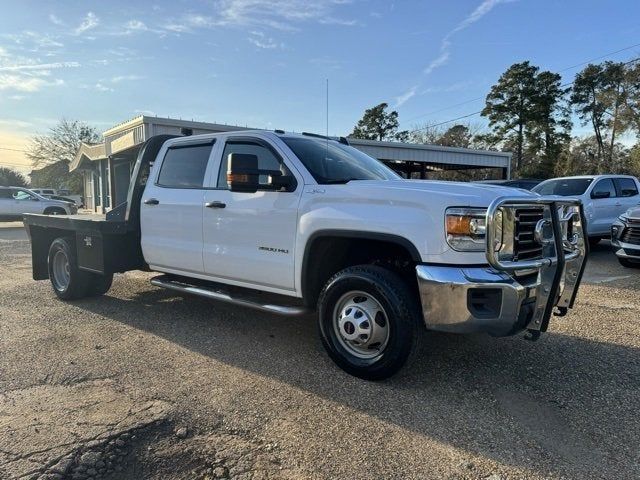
475;179;543;190
30;188;83;208
23;132;587;380
0;186;77;221
532;175;640;246
611;206;640;268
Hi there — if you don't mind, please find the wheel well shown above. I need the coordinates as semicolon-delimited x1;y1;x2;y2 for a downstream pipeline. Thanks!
44;206;66;214
29;226;75;280
302;233;420;308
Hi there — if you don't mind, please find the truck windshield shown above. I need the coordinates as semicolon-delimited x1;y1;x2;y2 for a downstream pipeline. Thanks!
533;178;593;196
282;137;399;184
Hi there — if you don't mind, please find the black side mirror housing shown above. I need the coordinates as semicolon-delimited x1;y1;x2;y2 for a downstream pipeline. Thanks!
591;190;611;199
227;153;259;193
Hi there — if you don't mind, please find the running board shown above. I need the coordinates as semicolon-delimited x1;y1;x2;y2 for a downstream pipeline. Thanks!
150;275;311;316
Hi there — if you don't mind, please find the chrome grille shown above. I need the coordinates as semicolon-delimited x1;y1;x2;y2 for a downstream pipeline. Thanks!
622;226;640;245
514;208;544;261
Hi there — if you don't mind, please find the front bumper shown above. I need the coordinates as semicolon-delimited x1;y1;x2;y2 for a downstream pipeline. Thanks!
416;196;588;337
611;220;640;261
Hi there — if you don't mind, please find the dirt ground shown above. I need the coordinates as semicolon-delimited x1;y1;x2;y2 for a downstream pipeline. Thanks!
0;222;638;479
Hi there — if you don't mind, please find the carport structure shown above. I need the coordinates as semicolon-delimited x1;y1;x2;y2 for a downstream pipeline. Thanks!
348;138;512;180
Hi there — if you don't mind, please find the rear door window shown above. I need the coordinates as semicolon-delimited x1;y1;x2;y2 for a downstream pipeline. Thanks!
156;142;214;188
614;178;639;197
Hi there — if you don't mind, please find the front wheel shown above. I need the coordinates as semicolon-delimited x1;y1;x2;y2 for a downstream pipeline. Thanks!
317;265;420;381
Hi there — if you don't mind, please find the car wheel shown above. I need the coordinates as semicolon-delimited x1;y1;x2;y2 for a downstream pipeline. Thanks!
86;273;114;296
317;265;420;381
44;207;66;216
618;258;640;269
47;237;89;300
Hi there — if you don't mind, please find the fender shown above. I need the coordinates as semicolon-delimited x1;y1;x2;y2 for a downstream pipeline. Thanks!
300;229;422;303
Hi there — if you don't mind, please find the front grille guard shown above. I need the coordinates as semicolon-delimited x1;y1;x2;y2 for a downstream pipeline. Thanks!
485;196;588;334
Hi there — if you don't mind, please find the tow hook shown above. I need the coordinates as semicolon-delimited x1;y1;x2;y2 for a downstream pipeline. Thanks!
524;329;541;342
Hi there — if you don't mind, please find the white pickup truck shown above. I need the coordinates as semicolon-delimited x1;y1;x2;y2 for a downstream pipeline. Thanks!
23;131;588;379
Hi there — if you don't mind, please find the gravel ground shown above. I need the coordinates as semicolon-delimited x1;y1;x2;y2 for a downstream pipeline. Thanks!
0;222;638;479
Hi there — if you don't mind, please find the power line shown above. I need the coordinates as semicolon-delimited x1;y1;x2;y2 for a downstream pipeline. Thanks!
407;55;640;134
403;42;640;125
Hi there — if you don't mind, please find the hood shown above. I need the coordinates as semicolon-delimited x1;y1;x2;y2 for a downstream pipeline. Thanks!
345;179;536;207
623;206;640;220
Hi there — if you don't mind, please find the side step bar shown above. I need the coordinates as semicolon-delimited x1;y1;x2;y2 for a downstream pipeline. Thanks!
150;275;311;316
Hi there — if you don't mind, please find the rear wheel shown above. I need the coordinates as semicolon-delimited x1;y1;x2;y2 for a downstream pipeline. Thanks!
86;273;114;296
317;265;420;381
48;237;89;300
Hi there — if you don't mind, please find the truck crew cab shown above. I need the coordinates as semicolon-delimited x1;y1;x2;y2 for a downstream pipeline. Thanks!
23;131;588;380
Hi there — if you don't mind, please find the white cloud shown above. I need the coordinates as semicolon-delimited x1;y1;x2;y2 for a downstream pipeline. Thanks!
111;74;144;83
74;12;99;35
0;61;80;72
248;31;281;49
424;0;509;75
49;13;64;25
0;74;63;92
94;82;113;92
394;85;418;107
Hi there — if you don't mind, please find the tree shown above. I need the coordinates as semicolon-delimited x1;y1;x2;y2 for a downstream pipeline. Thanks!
0;167;28;187
27;119;99;168
437;124;472;148
350;103;405;141
570;62;628;168
26;119;99;193
482;62;539;172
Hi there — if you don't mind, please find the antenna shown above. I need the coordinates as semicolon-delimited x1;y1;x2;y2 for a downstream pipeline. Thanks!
326;78;329;157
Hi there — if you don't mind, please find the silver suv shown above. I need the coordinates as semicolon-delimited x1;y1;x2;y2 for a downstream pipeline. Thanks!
0;187;77;221
533;175;640;246
611;206;640;268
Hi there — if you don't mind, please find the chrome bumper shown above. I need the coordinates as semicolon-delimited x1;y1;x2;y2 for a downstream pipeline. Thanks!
417;196;588;337
611;220;640;260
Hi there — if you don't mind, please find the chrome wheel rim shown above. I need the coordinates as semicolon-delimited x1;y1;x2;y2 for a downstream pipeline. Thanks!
52;250;70;291
333;290;390;359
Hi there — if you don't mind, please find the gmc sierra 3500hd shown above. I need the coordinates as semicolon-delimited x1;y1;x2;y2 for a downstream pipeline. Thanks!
23;131;588;380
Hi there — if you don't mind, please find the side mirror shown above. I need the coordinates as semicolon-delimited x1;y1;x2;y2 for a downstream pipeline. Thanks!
591;190;611;199
227;153;259;193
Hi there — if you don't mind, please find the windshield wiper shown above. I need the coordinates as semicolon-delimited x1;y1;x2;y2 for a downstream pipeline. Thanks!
323;178;360;184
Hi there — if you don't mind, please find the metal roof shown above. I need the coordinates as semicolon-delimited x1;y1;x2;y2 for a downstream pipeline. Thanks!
347;138;511;169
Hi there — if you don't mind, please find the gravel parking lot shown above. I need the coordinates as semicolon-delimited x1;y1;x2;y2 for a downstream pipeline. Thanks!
1;222;638;480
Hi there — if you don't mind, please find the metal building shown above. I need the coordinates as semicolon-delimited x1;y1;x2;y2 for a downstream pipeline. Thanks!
71;115;512;212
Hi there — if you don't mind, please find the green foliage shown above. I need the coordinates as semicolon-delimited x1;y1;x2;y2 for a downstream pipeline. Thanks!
0;167;28;187
350;103;406;141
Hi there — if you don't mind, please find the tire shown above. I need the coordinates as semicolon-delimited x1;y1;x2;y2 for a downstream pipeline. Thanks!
317;265;420;381
86;273;114;296
588;237;601;248
618;257;640;269
44;207;66;216
47;237;89;300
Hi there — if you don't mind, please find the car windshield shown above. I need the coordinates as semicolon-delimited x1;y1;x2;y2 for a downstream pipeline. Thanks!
533;178;593;196
282;137;399;184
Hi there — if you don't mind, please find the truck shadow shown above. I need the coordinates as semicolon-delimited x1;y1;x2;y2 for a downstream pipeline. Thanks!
76;285;638;479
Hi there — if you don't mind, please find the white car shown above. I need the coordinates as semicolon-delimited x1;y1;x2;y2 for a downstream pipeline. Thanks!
611;206;640;268
532;175;640;246
0;186;77;221
30;188;83;207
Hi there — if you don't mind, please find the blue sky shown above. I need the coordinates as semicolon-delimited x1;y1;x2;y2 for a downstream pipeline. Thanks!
1;0;640;173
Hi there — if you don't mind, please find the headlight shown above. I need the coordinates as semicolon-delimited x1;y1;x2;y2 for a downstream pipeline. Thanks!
445;207;487;252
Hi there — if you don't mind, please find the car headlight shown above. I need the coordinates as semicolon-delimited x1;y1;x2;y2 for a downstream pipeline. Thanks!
445;207;487;252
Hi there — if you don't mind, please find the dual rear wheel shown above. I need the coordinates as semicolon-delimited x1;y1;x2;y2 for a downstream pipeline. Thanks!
47;237;113;300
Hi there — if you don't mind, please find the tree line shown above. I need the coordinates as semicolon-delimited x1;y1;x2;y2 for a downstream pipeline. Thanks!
350;59;640;179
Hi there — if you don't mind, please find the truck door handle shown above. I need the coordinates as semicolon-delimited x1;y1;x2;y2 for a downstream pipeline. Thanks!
205;201;226;209
144;198;159;205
